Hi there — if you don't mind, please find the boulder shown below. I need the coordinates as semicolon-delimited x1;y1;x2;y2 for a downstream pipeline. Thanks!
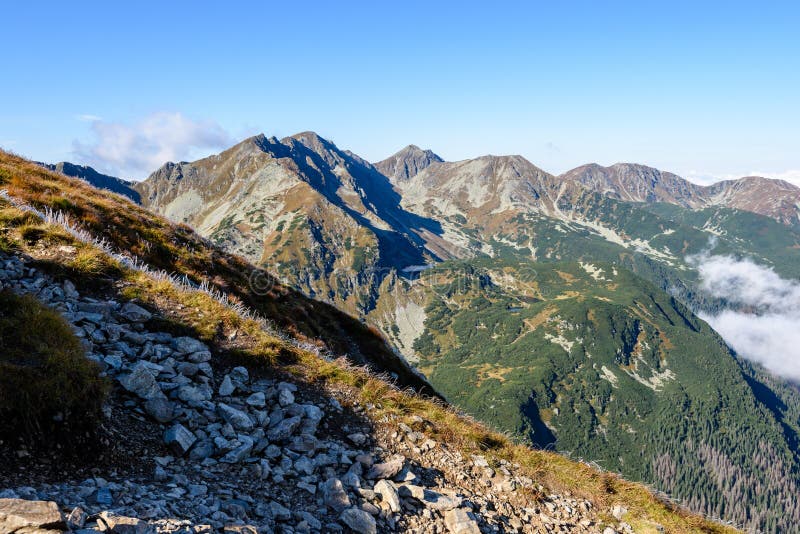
217;403;255;431
143;397;174;423
164;423;196;455
172;336;207;354
322;478;351;512
444;508;481;534
97;511;155;534
120;362;165;400
340;507;376;534
366;455;404;479
266;415;302;442
0;499;65;533
119;302;152;323
374;479;401;512
218;375;235;396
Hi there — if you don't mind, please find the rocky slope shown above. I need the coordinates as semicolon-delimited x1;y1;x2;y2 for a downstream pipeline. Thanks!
0;151;730;533
559;163;707;208
705;175;800;228
0;252;630;534
561;163;800;228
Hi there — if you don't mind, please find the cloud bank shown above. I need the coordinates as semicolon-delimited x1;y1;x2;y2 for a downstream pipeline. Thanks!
73;112;232;180
690;253;800;380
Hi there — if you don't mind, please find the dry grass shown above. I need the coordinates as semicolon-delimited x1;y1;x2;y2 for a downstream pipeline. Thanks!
0;290;109;450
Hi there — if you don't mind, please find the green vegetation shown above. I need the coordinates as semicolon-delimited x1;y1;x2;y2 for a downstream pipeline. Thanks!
413;258;800;531
0;290;108;449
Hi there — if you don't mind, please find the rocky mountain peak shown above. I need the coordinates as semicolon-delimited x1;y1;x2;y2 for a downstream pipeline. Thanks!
375;145;443;183
560;162;707;208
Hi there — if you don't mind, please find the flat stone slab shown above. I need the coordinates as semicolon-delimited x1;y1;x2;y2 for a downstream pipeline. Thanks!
0;498;65;532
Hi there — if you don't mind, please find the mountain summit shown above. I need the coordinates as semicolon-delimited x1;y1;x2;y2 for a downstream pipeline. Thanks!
375;145;443;183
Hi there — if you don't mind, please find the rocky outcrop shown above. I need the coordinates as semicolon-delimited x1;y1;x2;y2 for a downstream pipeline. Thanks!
374;145;443;183
0;498;65;533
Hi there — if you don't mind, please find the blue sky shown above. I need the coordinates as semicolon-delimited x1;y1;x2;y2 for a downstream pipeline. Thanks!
2;1;799;182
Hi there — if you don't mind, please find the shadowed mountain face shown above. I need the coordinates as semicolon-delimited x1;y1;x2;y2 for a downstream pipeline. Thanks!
133;133;447;314
40;161;141;203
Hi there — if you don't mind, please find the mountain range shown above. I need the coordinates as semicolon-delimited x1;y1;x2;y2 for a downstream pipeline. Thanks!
44;132;800;532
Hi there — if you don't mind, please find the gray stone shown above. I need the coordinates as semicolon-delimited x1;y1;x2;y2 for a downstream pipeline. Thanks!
177;384;212;404
172;336;207;354
189;440;216;461
300;511;322;531
269;501;291;521
143;397;174;423
176;362;199;377
97;511;155;534
374;479;401;513
120;362;165;400
366;455;404;479
218;375;235;396
0;499;65;532
347;432;367;446
421;489;462;511
229;366;249;384
278;388;294;407
119;302;152;322
245;392;266;407
266;415;302;442
164;423;196;455
217;403;254;431
67;506;88;529
340;507;376;534
94;486;113;506
187;350;212;363
444;508;481;534
294;456;314;475
323;478;351;512
220;435;254;463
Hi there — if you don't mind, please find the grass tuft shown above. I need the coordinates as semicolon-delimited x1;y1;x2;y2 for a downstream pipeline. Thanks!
0;290;109;450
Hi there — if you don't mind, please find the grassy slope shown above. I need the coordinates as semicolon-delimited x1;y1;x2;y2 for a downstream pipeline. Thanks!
0;150;735;533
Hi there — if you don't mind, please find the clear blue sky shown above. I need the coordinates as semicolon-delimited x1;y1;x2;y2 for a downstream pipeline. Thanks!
2;1;799;182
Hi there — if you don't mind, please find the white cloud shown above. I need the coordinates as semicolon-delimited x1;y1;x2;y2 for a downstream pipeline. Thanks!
72;112;233;180
689;253;800;380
